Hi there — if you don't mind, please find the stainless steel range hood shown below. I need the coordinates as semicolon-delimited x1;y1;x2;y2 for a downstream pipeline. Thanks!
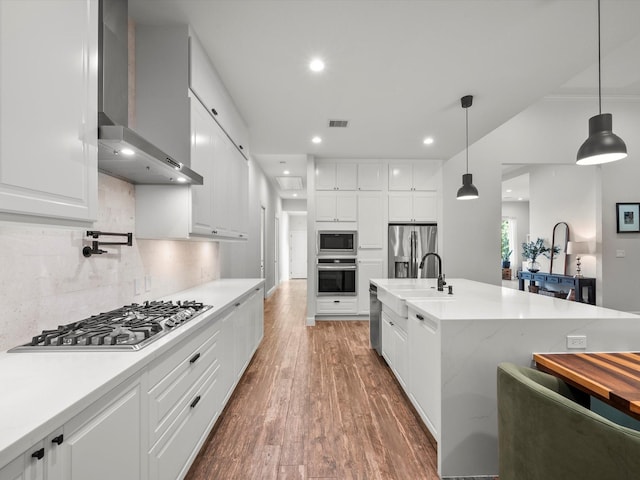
98;0;203;185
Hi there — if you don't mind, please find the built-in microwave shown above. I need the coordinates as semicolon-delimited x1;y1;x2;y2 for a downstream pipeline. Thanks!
317;231;357;256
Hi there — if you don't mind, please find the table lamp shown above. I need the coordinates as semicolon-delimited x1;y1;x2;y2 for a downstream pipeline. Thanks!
566;241;590;278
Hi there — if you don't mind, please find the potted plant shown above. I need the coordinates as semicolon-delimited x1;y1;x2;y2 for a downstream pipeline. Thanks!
521;238;559;273
501;221;511;268
501;249;512;268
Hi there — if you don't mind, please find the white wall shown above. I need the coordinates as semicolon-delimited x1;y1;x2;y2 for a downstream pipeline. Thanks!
0;174;220;352
528;164;598;277
444;96;640;310
219;157;282;296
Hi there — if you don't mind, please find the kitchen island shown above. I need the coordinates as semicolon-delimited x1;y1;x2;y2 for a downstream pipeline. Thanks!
371;277;640;478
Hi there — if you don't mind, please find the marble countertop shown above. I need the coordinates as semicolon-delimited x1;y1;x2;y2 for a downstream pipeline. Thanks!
371;278;638;321
0;278;264;468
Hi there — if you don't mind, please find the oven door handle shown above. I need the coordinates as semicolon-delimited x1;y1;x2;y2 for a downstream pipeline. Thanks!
317;265;357;270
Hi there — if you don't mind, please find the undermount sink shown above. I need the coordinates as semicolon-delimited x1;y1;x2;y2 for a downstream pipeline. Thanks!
394;289;452;299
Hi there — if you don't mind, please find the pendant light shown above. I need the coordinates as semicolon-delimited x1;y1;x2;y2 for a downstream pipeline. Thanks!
457;95;479;200
576;0;627;165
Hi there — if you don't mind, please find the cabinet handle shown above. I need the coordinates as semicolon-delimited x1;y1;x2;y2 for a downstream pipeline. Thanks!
51;435;64;445
333;300;340;303
211;108;218;116
255;288;260;291
190;395;201;408
416;314;424;321
390;321;394;326
31;448;45;460
212;230;218;235
235;302;241;307
239;145;244;150
189;353;201;364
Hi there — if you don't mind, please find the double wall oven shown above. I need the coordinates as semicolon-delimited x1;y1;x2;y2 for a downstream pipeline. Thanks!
316;231;357;296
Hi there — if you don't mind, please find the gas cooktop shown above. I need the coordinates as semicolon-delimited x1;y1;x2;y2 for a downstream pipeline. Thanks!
9;300;212;352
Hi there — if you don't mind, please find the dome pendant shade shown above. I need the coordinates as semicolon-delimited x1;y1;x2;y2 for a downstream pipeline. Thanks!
456;173;479;200
576;113;627;165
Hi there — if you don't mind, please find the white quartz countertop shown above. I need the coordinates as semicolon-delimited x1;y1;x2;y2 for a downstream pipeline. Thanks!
371;278;638;321
0;278;264;468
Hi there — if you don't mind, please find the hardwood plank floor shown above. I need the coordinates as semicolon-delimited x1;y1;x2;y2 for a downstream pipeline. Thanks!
186;279;439;480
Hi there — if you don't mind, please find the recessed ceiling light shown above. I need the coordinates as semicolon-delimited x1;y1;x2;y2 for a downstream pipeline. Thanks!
120;148;135;156
283;170;290;175
506;189;512;193
518;197;524;201
176;177;187;183
293;193;298;197
309;58;325;72
312;136;322;144
423;137;434;145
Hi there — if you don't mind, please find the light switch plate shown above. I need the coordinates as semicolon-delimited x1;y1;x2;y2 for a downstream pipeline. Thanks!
616;250;625;258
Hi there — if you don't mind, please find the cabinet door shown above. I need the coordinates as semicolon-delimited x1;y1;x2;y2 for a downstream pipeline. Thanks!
388;193;413;222
315;163;336;190
388;163;413;191
210;118;233;235
0;440;45;480
412;192;438;222
357;260;384;314
335;193;357;222
58;379;142;480
0;0;97;222
394;327;409;390
336;163;357;190
357;163;382;191
357;194;384;249
412;161;440;191
315;192;338;221
381;312;394;366
408;312;441;438
190;98;214;235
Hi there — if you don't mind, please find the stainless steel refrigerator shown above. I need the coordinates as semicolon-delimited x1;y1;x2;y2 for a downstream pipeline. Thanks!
388;224;438;278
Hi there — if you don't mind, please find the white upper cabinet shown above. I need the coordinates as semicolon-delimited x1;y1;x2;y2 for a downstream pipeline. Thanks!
316;192;357;222
389;161;440;191
388;192;437;223
357;193;384;249
0;0;98;223
135;26;248;240
189;34;249;158
357;163;383;191
315;162;357;190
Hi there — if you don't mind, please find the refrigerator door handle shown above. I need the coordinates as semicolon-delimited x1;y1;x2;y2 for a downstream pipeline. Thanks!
410;230;416;278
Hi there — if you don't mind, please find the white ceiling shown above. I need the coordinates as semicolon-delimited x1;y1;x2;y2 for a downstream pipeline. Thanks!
129;0;640;199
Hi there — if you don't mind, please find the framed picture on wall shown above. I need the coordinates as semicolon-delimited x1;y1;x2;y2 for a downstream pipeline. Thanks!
616;203;640;233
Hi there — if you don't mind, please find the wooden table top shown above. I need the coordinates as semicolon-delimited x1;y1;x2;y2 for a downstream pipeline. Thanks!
533;352;640;419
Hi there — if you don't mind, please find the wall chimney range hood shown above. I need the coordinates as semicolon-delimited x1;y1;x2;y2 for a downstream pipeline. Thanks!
97;0;203;185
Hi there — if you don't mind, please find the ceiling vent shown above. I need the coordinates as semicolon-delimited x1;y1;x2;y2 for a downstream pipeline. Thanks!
328;120;349;128
276;176;304;190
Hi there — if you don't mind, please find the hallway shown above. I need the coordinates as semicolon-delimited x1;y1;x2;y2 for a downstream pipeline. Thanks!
185;280;439;479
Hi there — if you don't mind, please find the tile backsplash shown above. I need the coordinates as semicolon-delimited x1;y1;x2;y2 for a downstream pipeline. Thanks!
0;174;219;352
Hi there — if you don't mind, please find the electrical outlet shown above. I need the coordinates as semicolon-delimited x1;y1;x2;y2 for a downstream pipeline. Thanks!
616;250;626;258
567;335;587;349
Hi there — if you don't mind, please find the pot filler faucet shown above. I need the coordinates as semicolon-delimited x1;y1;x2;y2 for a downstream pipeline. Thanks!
419;252;446;291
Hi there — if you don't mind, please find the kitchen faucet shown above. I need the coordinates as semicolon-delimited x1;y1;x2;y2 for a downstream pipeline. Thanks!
419;252;446;291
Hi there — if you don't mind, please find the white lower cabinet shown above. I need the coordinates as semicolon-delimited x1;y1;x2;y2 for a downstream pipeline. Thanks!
55;378;143;480
381;309;408;391
408;307;441;440
316;297;358;315
0;284;265;480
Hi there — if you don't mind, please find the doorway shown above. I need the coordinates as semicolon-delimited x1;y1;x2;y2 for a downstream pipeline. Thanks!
290;230;307;278
260;205;266;279
275;216;280;285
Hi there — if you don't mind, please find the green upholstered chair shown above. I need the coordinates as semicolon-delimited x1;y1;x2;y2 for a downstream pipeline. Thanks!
497;362;640;480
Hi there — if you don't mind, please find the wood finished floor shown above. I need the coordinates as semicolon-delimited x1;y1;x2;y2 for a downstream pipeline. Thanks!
185;279;439;480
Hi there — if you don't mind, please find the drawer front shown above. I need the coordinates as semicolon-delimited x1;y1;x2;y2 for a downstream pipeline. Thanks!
149;362;221;480
316;297;358;314
148;323;221;445
533;274;546;282
545;276;559;284
560;278;576;287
